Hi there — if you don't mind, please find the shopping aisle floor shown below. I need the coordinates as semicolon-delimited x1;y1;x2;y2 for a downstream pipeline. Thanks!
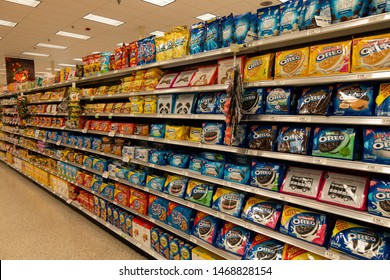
0;163;147;260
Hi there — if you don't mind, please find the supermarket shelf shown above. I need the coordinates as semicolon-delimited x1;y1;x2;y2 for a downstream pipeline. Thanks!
243;115;390;126
30;112;68;117
82;112;226;121
244;13;390;54
1;103;17;106
0;93;18;98
27;99;64;105
244;71;390;88
2;112;18;116
80;84;229;101
22;81;74;94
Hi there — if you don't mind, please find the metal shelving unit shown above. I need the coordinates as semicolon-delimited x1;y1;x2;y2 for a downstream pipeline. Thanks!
29;112;68;117
27;99;64;105
83;112;226;121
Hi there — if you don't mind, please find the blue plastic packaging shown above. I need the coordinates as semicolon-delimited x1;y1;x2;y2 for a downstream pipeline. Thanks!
149;150;168;165
201;160;225;179
221;14;235;48
368;179;390;218
245;13;258;43
168;153;190;168
167;203;195;235
163;175;189;198
243;234;284;260
223;164;251;185
333;83;375;116
231;124;248;148
150;124;166;138
248;125;278;151
280;0;303;34
330;0;363;23
234;12;251;45
369;0;389;15
189;156;203;172
257;6;280;38
215;222;251;256
189;22;206;55
363;128;390;165
205;17;221;51
375;83;390;116
148;196;169;223
137;36;156;65
192;213;221;244
277;126;311;155
196;92;218;114
216;92;228;114
265;87;294;114
241;88;265;114
250;161;285;192
201;122;225;145
146;175;166;192
297;86;333;115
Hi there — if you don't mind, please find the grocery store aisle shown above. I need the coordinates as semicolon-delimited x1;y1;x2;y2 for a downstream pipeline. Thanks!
0;163;147;260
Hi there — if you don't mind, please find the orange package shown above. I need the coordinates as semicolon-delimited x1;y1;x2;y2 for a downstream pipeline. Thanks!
130;189;149;215
119;123;134;135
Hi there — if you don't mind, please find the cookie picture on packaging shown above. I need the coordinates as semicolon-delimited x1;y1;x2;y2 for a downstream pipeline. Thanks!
250;163;281;192
265;87;293;114
172;70;196;88
241;196;283;229
368;179;390;218
334;83;375;116
248;125;277;151
173;93;196;115
201;122;225;145
192;212;220;244
185;179;214;207
195;93;217;114
280;167;323;199
376;83;390;116
167;202;195;235
275;47;310;78
163;175;189;198
223;164;250;185
241;88;264;114
243;234;284;260
211;187;246;217
215;222;251;256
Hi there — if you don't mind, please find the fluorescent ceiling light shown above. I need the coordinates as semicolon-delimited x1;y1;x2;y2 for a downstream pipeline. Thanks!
142;0;175;7
46;68;60;71
22;52;49;57
5;0;41;7
58;63;76;67
196;13;216;21
83;14;124;26
73;58;83;62
0;37;2;40
149;30;164;37
36;43;67;49
56;31;91;40
0;19;17;27
279;0;290;2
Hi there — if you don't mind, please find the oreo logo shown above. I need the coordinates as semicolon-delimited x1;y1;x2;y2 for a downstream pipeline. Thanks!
283;134;303;141
267;94;286;102
319;135;345;143
292;218;316;226
375;191;390;200
359;43;390;57
222;194;241;200
316;49;343;62
247;60;263;70
338;87;366;100
347;232;377;242
372;141;390;150
303;94;324;104
279;55;300;66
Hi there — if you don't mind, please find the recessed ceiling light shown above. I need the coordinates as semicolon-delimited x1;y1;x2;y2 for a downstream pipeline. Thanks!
83;14;124;26
142;0;175;7
36;43;67;49
0;19;17;27
58;63;76;67
73;58;83;62
196;13;216;21
149;30;165;37
5;0;41;7
0;37;2;40
56;31;91;40
22;52;50;57
260;1;273;6
46;68;60;71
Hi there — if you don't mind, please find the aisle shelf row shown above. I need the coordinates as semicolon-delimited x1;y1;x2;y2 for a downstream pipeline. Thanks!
27;99;64;105
30;113;68;117
0;157;165;260
0;93;18;98
0;103;17;106
82;113;226;121
2;112;18;116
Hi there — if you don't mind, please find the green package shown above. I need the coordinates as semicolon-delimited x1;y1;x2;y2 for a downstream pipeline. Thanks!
184;179;215;207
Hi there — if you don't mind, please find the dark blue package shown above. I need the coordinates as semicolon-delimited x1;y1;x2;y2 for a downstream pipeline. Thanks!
241;197;283;229
333;83;375;116
359;0;370;17
200;152;225;162
216;92;228;114
189;155;203;172
196;92;218;114
223;164;251;185
248;125;278;151
150;124;166;138
265;87;294;114
221;14;235;48
250;161;285;192
277;126;311;155
137;36;156;65
243;234;284;260
205;17;221;51
201;159;225;179
280;0;304;35
330;0;363;23
192;212;221;244
168;152;190;168
302;0;330;29
232;124;248;148
363;128;390;165
368;179;390;218
163;175;189;198
297;86;333;115
167;203;195;235
148;196;169;223
369;0;389;15
234;12;251;45
330;219;390;260
245;13;258;43
201;122;225;145
241;88;265;114
189;22;206;55
257;6;280;38
149;150;169;165
215;222;251;256
375;83;390;116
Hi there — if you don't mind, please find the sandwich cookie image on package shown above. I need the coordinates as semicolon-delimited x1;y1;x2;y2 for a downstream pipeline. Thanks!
333;83;375;116
274;47;310;79
279;0;304;35
265;87;295;114
330;219;390;260
195;93;218;114
163;175;189;198
243;234;285;260
368;179;390;218
363;128;390;165
184;179;215;207
241;88;265;114
192;212;220;244
297;86;333;115
250;161;285;192
248;125;277;151
279;205;328;246
215;222;251;256
234;12;251;44
200;159;224;179
201;122;225;145
212;187;246;217
241;196;283;229
277;126;311;155
257;6;280;38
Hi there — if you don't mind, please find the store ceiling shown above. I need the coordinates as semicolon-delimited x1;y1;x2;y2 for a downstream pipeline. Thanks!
0;0;280;85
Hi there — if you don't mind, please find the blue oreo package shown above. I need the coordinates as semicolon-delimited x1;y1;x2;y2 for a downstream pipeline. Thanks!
280;0;303;35
146;175;166;191
368;179;390;218
265;87;294;114
201;159;225;179
250;161;285;192
163;175;189;198
330;0;363;23
376;83;390;116
277;126;311;155
245;13;258;43
360;0;370;17
248;125;278;151
231;124;248;148
333;83;375;116
223;164;251;185
330;219;390;260
221;14;235;48
201;122;225;145
168;152;190;168
363;128;390;165
149;150;168;165
302;0;331;29
189;22;205;55
148;196;169;223
205;17;221;51
243;234;284;260
196;93;218;114
241;88;265;114
234;12;251;45
127;170;146;186
167;203;195;235
200;152;225;162
297;86;333;115
189;156;203;172
216;92;228;114
369;0;389;15
150;124;166;138
192;212;221;244
257;6;280;38
215;222;251;256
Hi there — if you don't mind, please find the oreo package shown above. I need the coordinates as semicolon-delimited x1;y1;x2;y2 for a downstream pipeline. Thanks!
257;6;280;38
167;202;195;235
368;179;390;218
241;88;265;114
205;17;221;51
302;0;331;30
279;205;328;246
223;164;251;185
333;83;375;116
189;156;203;172
212;187;246;217
215;222;251;256
195;93;218;114
297;86;333;115
250;161;285;192
318;172;369;210
216;92;228;114
312;127;358;160
277;126;311;155
221;13;235;48
330;0;363;23
185;179;215;207
243;234;285;260
148;195;169;223
280;167;324;199
163;175;189;198
363;128;390;165
201;122;225;145
231;124;248;148
146;175;166;192
330;219;390;260
200;160;224;179
248;125;277;151
279;0;304;35
241;196;283;229
168;152;190;168
234;12;251;44
369;0;389;15
265;87;294;114
150;124;166;138
376;83;390;116
149;150;168;165
189;22;206;55
192;212;220;244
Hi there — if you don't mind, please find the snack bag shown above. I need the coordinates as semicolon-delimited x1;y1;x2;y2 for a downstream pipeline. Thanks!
234;12;251;44
221;14;235;48
279;0;304;34
330;0;363;23
165;32;174;60
257;6;280;38
128;41;138;67
243;54;274;83
173;26;190;59
274;47;310;79
376;83;390;116
155;36;166;62
205;17;221;51
190;22;206;54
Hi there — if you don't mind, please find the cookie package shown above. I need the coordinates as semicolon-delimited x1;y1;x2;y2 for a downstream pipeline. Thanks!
333;83;375;116
148;195;169;223
280;166;324;199
243;54;274;83
330;0;364;23
173;93;197;115
265;87;295;114
277;126;311;155
200;159;225;179
279;0;304;35
163;175;189;198
330;219;390;260
167;202;195;235
368;179;390;218
312;127;358;160
241;196;283;229
211;187;246;217
376;83;390;116
215;222;251;256
282;244;327;260
318;172;369;210
243;233;285;260
250;161;286;192
363;128;390;165
223;164;251;185
241;88;265;114
297;86;333;115
195;92;218;114
184;179;215;207
248;125;278;151
279;205;328;246
201;122;225;145
257;6;280;38
192;212;220;244
274;47;310;79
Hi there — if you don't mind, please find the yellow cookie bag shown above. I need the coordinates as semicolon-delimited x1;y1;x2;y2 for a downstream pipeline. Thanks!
165;32;174;61
308;40;352;76
274;47;310;79
352;33;390;73
243;53;274;83
155;36;166;62
172;26;190;59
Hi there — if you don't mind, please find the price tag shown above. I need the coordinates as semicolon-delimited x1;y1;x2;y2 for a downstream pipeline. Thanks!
149;163;155;168
187;202;195;208
249;187;256;193
325;251;339;260
312;157;327;165
189;237;198;244
191;114;199;119
66;199;72;204
82;166;86;170
90;96;94;101
191;87;199;92
245;223;254;230
93;215;98;220
136;242;142;248
114;177;119;182
216;212;225;219
102;171;110;178
148;137;154;141
94;114;100;119
279;194;290;201
121;233;127;239
149;218;156;224
182;171;189;177
56;140;61;146
246;149;257;156
274;80;285;85
382;118;390;124
223;181;232;187
369;14;385;22
122;154;131;163
117;133;124;137
367;164;381;172
108;113;113;119
105;222;110;228
143;187;149;192
108;130;116;137
113;201;118;205
357;73;372;79
298;116;311;123
372;216;386;226
72;82;76;88
307;28;321;35
162;194;168;199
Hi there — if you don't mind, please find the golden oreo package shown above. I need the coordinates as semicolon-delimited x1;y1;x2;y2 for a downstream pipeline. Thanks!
189;127;202;142
275;47;309;79
308;40;352;76
243;53;274;83
352;33;390;73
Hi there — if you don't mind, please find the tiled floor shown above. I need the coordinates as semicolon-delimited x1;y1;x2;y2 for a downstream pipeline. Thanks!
0;163;147;260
